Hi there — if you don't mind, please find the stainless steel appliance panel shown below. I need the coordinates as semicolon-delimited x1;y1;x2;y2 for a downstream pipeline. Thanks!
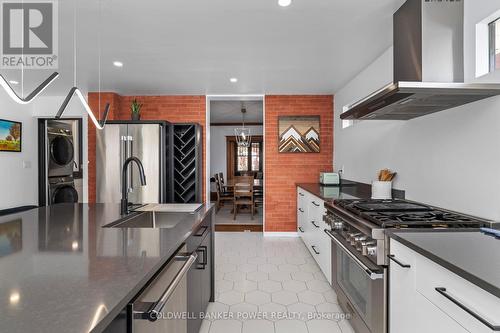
329;230;386;333
127;124;161;204
130;244;196;333
96;124;128;203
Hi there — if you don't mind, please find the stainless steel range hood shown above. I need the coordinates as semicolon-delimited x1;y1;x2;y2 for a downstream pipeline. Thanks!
340;0;500;121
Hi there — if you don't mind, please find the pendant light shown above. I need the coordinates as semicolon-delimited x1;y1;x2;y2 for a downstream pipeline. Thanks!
0;0;59;104
56;0;109;129
0;72;59;104
234;103;251;148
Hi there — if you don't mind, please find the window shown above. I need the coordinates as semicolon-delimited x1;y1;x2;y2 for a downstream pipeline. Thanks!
489;17;500;72
236;146;248;171
235;140;262;174
251;142;260;171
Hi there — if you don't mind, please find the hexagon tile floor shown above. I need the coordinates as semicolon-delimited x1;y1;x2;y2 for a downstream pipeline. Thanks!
199;232;356;333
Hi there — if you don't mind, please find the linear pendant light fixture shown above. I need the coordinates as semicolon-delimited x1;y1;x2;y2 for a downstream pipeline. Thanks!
0;72;59;104
56;0;109;129
55;87;110;129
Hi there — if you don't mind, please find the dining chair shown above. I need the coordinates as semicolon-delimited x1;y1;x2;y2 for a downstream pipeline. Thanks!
215;174;233;213
233;176;254;220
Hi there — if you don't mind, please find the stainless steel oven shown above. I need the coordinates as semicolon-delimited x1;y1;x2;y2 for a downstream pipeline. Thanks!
326;229;386;333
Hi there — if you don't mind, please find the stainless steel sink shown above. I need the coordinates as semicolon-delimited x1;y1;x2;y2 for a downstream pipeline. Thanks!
103;211;189;229
133;203;202;213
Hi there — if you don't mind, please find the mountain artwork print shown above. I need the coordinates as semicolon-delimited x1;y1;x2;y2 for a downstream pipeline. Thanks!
278;116;320;153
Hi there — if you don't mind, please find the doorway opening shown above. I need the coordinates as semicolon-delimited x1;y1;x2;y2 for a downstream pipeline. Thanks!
206;96;265;232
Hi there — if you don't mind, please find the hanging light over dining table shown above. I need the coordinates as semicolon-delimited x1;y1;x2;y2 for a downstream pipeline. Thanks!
234;103;251;147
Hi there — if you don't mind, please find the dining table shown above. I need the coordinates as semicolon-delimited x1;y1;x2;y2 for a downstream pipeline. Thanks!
224;179;263;189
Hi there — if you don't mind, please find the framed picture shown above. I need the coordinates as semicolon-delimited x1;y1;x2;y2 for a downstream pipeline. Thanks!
0;119;22;152
0;219;22;257
278;116;320;153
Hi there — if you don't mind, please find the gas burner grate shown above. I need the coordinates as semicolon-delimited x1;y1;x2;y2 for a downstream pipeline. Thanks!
361;210;488;228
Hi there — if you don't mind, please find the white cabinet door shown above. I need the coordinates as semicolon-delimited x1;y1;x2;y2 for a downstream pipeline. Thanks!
390;240;467;333
413;291;469;333
389;241;417;333
390;240;497;333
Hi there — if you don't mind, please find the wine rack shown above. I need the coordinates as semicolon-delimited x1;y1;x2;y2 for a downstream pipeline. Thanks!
172;123;201;203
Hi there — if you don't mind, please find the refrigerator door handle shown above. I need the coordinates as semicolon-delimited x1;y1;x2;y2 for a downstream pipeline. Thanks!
127;135;134;193
120;135;127;195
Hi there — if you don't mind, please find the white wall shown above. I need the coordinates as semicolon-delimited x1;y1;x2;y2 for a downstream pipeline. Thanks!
0;93;89;210
334;0;500;220
210;125;263;179
0;92;37;210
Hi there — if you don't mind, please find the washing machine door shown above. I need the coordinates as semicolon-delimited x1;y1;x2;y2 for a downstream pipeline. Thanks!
52;186;79;204
50;136;74;166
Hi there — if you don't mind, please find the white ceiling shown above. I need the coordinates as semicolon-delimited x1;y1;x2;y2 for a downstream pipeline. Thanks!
2;0;404;97
210;100;263;123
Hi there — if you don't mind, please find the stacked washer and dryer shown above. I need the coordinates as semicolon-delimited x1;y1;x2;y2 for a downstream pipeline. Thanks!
45;121;79;205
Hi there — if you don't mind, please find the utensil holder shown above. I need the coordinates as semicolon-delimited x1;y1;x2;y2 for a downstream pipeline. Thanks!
372;181;392;199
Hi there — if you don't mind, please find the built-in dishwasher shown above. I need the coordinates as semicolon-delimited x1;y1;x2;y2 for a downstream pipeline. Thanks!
128;244;197;333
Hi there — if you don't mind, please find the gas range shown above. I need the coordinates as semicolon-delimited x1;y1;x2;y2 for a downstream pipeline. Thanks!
324;198;492;266
323;198;493;333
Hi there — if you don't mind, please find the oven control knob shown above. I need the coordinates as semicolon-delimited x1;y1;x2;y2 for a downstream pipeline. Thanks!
333;221;344;230
347;232;361;242
361;241;377;256
352;235;367;247
366;245;377;256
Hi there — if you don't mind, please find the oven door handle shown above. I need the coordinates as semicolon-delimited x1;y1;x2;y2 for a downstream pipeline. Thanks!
325;229;383;280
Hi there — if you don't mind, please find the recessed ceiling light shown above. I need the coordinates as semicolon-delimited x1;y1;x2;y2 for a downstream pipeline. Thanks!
278;0;291;7
230;77;238;83
9;80;18;85
113;61;123;67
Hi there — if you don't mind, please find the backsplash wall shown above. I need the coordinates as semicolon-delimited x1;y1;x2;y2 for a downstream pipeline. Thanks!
334;0;500;220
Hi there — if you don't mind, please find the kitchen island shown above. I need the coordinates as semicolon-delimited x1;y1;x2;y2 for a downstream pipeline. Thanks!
0;203;214;333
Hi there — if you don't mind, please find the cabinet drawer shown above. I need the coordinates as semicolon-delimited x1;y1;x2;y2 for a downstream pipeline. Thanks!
415;253;500;333
308;196;324;222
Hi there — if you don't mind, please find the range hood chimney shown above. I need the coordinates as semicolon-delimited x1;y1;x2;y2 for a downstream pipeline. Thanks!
340;0;500;120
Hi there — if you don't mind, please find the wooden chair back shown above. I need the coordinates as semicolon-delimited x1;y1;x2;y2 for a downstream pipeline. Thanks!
234;176;253;201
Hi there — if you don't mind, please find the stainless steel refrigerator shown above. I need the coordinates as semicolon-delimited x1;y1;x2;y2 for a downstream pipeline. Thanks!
96;121;171;206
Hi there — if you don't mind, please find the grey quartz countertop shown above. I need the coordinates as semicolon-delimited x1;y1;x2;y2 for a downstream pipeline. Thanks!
388;230;500;299
296;181;370;202
0;203;214;333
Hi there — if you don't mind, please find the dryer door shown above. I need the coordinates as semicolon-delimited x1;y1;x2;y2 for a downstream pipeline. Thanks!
50;136;74;166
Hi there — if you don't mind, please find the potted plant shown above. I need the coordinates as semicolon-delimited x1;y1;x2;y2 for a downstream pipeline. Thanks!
130;99;143;120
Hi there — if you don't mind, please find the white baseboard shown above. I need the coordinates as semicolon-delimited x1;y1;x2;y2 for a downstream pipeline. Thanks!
263;232;299;237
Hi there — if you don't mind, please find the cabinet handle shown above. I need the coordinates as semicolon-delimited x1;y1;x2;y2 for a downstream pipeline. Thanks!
197;246;208;269
311;221;319;228
387;254;411;268
311;201;320;207
298;208;304;213
298;227;304;233
311;245;320;255
299;193;304;197
435;287;500;331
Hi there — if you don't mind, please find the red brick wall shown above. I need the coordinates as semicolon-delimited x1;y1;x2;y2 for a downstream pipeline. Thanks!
264;95;334;232
87;93;206;203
